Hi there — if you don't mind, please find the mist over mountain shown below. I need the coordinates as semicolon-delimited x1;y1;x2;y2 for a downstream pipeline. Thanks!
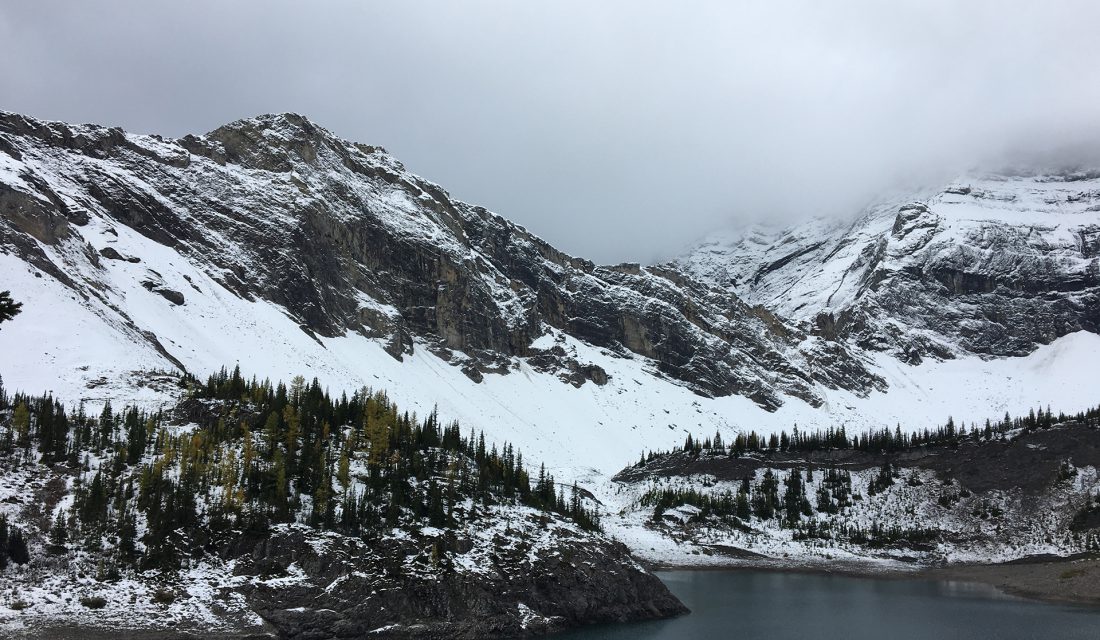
3;1;1099;263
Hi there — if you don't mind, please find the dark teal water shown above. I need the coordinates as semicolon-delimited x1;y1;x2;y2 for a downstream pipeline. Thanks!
556;570;1100;640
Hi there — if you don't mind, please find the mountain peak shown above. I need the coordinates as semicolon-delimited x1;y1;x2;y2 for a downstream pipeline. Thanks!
208;112;323;139
197;112;363;172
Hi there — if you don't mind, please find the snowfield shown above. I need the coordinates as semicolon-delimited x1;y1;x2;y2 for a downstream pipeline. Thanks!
2;231;1099;482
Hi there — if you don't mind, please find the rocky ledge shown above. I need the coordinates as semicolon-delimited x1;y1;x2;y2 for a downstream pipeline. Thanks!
233;521;686;639
0;504;685;640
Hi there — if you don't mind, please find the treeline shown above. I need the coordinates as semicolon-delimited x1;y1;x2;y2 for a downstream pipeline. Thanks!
641;466;847;529
641;464;937;547
639;403;1100;463
793;519;939;548
0;367;599;572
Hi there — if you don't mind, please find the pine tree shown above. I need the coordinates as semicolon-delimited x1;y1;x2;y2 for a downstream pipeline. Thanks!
735;489;751;520
241;423;255;492
783;469;810;526
263;411;281;455
0;291;22;327
0;516;7;569
86;470;106;517
283;404;300;477
126;408;147;462
118;507;138;560
273;448;289;520
753;469;779;520
12;402;30;451
337;446;351;493
50;510;68;546
7;527;29;564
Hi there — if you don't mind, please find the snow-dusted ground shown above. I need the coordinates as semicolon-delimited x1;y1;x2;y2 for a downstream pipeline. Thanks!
0;452;262;637
0;442;613;638
595;459;1100;569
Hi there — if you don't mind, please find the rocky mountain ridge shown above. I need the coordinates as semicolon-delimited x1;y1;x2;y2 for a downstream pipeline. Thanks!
0;111;880;410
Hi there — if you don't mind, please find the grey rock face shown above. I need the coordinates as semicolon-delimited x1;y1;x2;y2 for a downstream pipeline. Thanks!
0;111;884;409
225;525;687;639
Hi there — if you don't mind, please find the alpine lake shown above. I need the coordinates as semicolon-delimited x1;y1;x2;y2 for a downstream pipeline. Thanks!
555;569;1100;640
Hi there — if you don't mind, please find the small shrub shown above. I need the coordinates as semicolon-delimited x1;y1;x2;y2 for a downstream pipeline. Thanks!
80;596;107;609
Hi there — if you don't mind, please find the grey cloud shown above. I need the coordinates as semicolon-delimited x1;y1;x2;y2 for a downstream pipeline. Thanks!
2;1;1098;263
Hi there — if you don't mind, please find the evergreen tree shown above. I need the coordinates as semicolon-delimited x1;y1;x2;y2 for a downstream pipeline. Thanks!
7;527;29;564
337;446;351;493
118;507;138;560
50;510;69;546
0;291;22;327
12;402;30;451
0;517;8;569
753;469;780;520
735;489;751;520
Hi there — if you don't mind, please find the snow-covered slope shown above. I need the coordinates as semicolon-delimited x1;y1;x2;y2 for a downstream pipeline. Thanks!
604;422;1100;568
1;112;1099;478
6;233;1100;478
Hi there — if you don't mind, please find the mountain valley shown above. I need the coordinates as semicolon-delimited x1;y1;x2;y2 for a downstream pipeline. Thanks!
1;111;1100;637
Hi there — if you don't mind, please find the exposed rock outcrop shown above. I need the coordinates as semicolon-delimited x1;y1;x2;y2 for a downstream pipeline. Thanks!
228;525;686;639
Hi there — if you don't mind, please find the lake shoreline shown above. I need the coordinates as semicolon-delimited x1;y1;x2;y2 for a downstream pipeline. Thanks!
645;552;1100;609
7;556;1099;640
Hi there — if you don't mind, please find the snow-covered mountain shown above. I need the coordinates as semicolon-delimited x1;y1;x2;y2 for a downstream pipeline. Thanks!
1;111;1098;474
675;173;1100;363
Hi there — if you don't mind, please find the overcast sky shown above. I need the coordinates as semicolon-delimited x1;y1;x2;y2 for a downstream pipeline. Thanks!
2;2;1099;263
